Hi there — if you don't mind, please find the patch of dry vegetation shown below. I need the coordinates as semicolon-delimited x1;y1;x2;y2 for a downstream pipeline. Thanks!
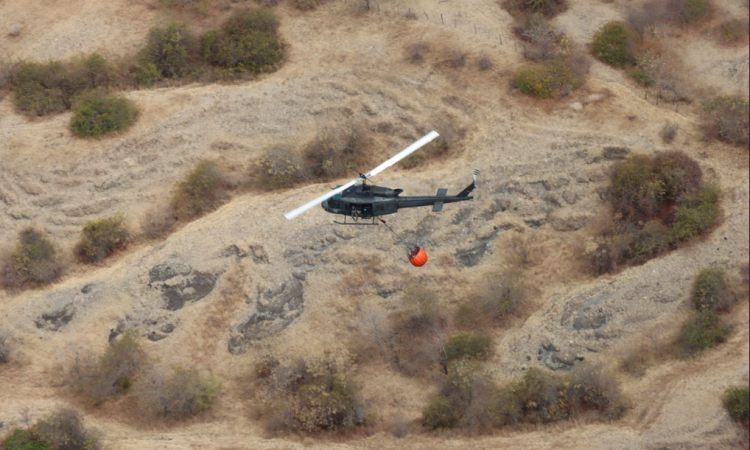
423;364;626;430
254;350;366;433
135;365;221;419
2;408;102;450
1;228;64;289
501;0;569;19
702;95;749;148
455;271;528;328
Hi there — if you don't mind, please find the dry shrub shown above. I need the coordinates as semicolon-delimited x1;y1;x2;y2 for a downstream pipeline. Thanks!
0;56;20;90
1;228;64;288
660;122;679;143
70;330;147;405
505;233;542;269
424;364;626;430
403;119;466;169
291;0;330;10
406;42;429;64
257;350;365;433
76;213;130;263
478;55;494;71
254;145;305;190
0;332;10;365
666;0;715;25
448;50;468;68
502;0;569;19
135;365;221;419
517;13;564;61
714;19;750;45
455;271;527;328
618;335;668;377
302;123;373;180
388;286;449;376
171;160;227;220
702;95;749;148
627;3;661;41
141;205;178;240
34;408;103;450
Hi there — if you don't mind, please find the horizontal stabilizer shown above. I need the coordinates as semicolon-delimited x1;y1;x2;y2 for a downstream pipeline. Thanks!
436;188;448;197
433;202;444;212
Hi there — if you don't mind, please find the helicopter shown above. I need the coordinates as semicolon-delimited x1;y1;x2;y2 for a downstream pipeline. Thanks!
284;131;478;224
283;131;478;267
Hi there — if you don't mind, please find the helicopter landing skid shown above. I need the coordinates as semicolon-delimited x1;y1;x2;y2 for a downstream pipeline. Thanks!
334;215;378;226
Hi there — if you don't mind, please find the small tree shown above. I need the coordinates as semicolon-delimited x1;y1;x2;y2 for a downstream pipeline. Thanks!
70;91;139;138
139;22;194;81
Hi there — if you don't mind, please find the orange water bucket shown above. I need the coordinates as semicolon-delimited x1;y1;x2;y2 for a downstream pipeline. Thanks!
409;247;428;267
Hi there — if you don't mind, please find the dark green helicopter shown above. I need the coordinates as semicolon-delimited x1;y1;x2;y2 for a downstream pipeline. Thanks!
284;131;478;224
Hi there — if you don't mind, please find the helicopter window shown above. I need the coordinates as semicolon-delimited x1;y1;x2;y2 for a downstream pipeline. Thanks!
375;204;384;212
329;200;340;208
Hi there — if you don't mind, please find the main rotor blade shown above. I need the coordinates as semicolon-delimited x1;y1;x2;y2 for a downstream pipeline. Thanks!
365;131;439;178
284;178;360;220
283;131;439;220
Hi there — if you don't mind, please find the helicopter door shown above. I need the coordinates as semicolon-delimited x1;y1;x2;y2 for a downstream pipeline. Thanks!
351;204;373;217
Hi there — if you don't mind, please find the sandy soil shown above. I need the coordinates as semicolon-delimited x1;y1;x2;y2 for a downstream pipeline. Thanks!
1;0;748;449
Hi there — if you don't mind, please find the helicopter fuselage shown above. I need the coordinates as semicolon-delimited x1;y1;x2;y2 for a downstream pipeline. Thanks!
321;182;474;220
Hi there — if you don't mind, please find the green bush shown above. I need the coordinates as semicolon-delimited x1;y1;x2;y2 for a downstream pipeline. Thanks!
2;430;50;450
78;53;113;90
667;0;714;25
14;61;87;116
676;310;728;358
631;220;670;262
445;334;492;361
171;160;225;220
70;91;138;138
135;365;221;419
139;22;194;81
423;395;460;429
291;0;330;11
201;9;283;74
71;329;147;404
76;213;130;263
691;267;735;313
702;95;749;148
591;22;635;68
611;152;702;223
724;386;749;426
515;58;582;99
670;184;720;242
1;228;64;288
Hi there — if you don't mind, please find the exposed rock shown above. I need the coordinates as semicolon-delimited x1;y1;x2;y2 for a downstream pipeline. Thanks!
160;324;175;333
249;245;269;264
148;331;168;342
562;190;578;205
570;102;583;111
221;245;248;260
148;261;218;311
229;278;305;355
602;147;630;160
35;304;75;331
455;241;489;267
